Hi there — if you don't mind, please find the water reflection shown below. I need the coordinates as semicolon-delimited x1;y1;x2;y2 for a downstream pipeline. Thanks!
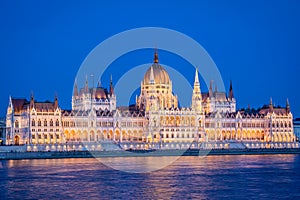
0;155;300;199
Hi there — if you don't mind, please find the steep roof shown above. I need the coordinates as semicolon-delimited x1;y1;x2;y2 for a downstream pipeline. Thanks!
11;98;29;114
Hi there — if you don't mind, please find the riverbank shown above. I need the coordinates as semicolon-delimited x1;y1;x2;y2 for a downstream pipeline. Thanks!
1;148;300;160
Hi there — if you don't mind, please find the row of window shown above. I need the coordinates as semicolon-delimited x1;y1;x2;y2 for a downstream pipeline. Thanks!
32;134;60;140
31;128;60;132
62;121;145;128
144;86;167;89
31;119;60;127
156;133;197;139
272;122;292;128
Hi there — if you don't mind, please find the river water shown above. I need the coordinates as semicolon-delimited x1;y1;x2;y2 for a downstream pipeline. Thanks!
1;154;300;199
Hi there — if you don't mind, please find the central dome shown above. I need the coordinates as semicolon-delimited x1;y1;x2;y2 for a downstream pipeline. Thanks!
143;51;170;84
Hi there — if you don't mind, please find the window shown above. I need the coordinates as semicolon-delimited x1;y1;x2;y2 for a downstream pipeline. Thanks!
15;120;19;128
32;120;35;127
38;120;41;127
50;119;53;126
32;135;35;139
55;119;59;126
44;120;47;126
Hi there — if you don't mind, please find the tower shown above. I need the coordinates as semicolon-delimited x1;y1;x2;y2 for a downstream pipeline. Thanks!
192;68;202;113
109;75;116;110
137;50;178;111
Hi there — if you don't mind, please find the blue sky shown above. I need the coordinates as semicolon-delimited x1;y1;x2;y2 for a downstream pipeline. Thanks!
0;0;300;117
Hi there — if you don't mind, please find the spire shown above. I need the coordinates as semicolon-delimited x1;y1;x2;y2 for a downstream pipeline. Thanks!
154;49;159;63
193;68;200;94
150;66;155;84
54;93;58;109
209;80;213;97
286;98;290;113
194;68;199;84
73;79;79;97
84;75;89;93
215;83;218;93
269;97;274;112
228;80;234;100
192;67;202;112
30;91;34;109
97;80;101;88
110;74;114;95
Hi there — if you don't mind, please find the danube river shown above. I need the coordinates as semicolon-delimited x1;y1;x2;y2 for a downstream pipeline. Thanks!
1;155;300;199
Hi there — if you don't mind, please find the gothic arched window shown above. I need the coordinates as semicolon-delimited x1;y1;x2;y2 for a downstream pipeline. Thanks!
55;119;59;127
15;120;19;128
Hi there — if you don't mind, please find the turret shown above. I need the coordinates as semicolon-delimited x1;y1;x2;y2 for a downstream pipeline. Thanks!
286;98;290;113
54;94;58;109
192;68;202;113
30;92;34;109
209;80;213;97
228;80;234;100
110;74;115;96
109;75;116;111
73;80;79;98
84;75;89;93
269;97;274;112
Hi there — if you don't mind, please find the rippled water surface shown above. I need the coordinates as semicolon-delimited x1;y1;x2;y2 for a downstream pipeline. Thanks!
1;155;300;199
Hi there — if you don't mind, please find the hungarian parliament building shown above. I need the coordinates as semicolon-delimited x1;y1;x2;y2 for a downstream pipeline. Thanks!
5;51;298;151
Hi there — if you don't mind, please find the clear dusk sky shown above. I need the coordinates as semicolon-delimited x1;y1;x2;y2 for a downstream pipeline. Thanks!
0;0;300;117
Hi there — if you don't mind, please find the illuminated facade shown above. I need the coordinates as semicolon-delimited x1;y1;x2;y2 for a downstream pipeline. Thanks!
5;51;298;150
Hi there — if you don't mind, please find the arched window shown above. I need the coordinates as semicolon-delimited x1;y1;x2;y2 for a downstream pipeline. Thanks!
55;119;59;126
32;119;35;127
50;119;53;126
15;120;19;128
44;120;47;126
38;119;41;127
